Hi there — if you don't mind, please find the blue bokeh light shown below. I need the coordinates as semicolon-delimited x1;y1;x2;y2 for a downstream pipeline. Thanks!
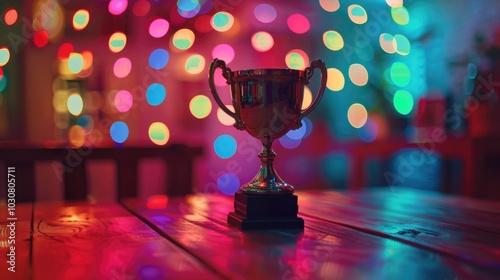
146;83;166;106
148;48;169;70
279;135;301;149
110;121;129;143
214;134;237;159
217;173;240;195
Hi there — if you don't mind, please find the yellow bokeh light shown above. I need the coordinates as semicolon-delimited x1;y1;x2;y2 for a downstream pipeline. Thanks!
348;4;367;24
53;90;69;113
69;125;86;147
172;28;195;50
0;47;10;67
251;31;274;52
285;49;309;70
108;32;127;53
347;103;368;128
326;68;345;91
386;0;404;8
348;64;369;86
210;11;235;32
81;50;93;70
148;122;170;146
73;9;90;31
67;93;83;116
301;86;313;110
391;6;410;25
323;30;344;51
217;106;235;126
185;54;206;75
189;95;212;119
319;0;340;12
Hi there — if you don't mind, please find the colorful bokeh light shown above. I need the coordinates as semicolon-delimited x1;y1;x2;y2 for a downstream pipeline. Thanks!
279;135;302;149
57;43;74;60
386;0;403;7
212;44;235;63
185;54;205;74
393;90;414;115
109;32;127;53
0;74;7;92
113;57;132;78
149;122;170;146
34;30;49;48
133;0;150;16
391;6;410;25
323;30;344;51
4;8;18;26
217;173;240;195
380;33;396;54
326;68;345;91
254;4;277;23
217;105;235;126
251;31;274;52
285;49;309;70
347;103;368;128
286;120;307;140
110;121;129;143
69;125;86;147
114;90;133;112
108;0;128;16
172;29;195;50
390;62;411;87
211;12;234;32
287;14;310;34
149;18;169;38
67;93;84;116
0;47;10;67
348;64;369;86
68;53;84;74
214;134;237;159
358;117;378;143
348;4;367;24
189;95;212;119
146;83;166;106
319;0;340;12
393;34;411;55
302;86;312;110
148;49;169;70
81;50;93;70
73;10;89;31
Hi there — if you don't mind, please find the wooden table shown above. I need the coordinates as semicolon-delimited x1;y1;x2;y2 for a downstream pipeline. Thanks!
1;188;500;279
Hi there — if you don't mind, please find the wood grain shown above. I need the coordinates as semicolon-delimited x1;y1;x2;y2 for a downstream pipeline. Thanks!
31;202;221;280
297;189;500;270
123;194;499;280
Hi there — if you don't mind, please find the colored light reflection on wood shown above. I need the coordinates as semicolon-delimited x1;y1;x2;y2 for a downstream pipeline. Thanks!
148;122;170;146
146;195;169;209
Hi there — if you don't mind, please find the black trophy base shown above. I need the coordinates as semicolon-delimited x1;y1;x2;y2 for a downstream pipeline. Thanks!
227;191;304;230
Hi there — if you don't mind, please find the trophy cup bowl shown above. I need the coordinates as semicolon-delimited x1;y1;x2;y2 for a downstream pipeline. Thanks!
209;58;327;230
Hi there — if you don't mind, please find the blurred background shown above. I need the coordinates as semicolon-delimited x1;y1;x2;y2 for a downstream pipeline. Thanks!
1;0;500;201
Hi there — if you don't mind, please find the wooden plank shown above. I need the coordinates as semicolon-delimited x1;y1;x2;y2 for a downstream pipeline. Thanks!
32;202;221;280
122;194;498;280
0;203;33;279
297;190;500;270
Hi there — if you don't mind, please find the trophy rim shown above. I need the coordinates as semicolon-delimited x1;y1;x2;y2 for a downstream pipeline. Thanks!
233;68;304;77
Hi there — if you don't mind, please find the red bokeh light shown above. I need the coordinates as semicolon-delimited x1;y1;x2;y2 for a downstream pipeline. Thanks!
57;43;74;60
195;15;212;33
4;8;18;26
287;14;310;34
133;0;150;17
34;30;49;48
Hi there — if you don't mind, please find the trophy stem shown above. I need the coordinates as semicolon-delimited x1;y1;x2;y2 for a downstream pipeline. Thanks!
240;142;294;194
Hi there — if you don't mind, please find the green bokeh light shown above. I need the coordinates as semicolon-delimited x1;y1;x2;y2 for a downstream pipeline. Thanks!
390;62;411;87
393;90;414;115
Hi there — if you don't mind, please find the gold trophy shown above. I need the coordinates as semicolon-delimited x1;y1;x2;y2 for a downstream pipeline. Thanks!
209;58;327;230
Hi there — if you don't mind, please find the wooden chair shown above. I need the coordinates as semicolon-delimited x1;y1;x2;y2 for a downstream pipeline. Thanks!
0;144;203;202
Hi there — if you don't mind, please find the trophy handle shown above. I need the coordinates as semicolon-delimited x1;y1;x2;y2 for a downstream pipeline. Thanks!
209;59;244;130
300;59;327;121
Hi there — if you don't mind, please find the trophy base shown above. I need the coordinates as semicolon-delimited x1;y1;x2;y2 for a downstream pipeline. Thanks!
227;192;304;230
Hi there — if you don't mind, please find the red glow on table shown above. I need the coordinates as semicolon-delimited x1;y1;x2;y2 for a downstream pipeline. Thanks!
147;195;169;209
34;30;49;48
